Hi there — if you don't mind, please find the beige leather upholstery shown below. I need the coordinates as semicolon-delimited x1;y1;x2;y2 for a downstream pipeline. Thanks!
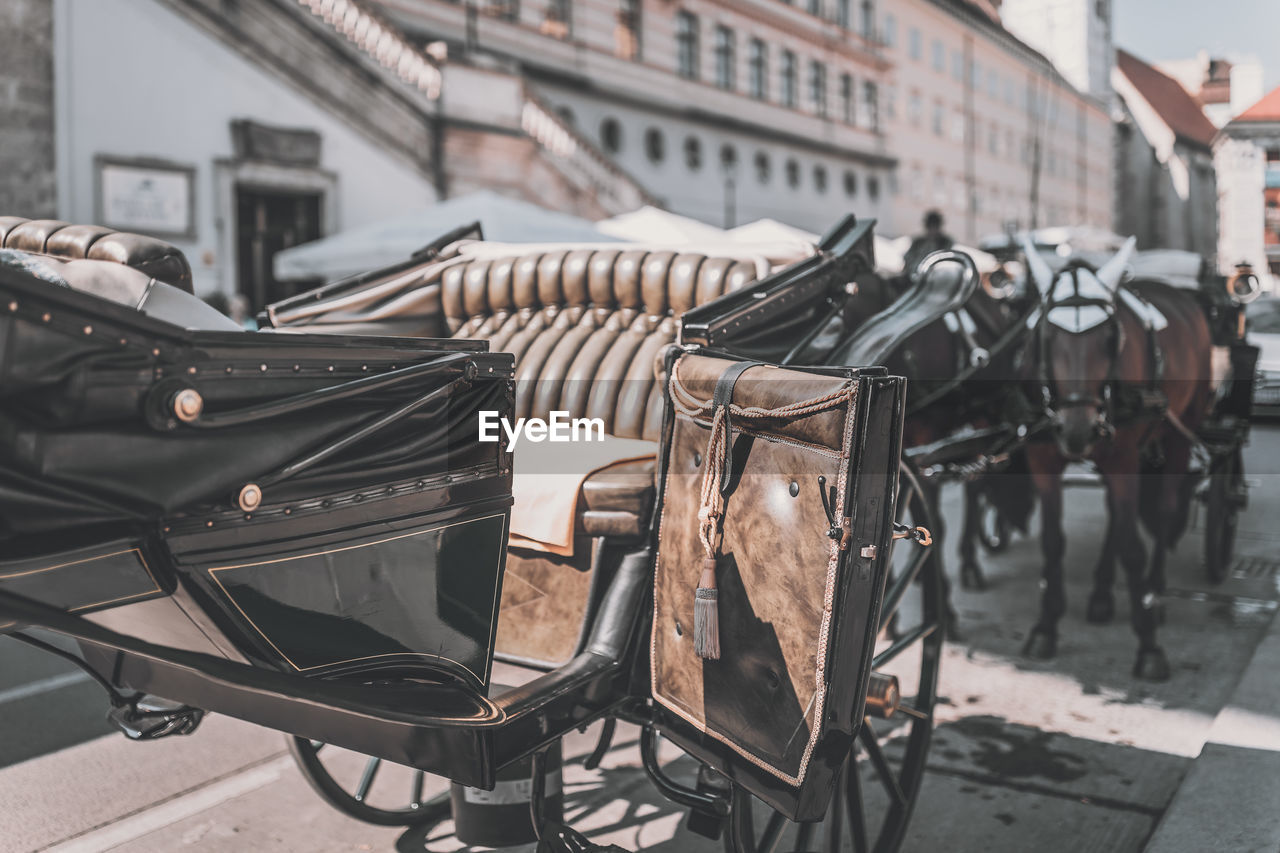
442;249;758;441
447;246;758;666
0;217;194;294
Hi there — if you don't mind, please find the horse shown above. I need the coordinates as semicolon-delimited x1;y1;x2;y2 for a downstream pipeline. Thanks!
1017;237;1213;681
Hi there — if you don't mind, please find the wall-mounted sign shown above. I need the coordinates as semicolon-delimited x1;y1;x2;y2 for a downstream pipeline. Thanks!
96;158;196;239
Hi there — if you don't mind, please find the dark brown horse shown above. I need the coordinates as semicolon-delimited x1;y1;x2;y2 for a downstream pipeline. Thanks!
1019;238;1213;681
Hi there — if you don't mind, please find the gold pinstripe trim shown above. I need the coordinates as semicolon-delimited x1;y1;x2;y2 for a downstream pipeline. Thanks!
0;548;162;631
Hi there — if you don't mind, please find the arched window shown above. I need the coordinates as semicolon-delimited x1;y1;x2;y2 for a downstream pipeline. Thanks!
684;136;703;170
600;117;622;154
645;127;666;163
813;164;828;193
785;158;801;189
754;151;771;184
843;170;858;197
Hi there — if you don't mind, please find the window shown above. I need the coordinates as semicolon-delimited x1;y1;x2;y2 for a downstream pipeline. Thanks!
840;73;854;124
932;101;943;136
908;89;922;126
557;106;575;126
909;27;921;60
720;143;738;172
754;151;771;184
843;169;858;197
813;164;828;193
714;25;735;90
676;11;699;80
684;135;702;170
748;39;768;99
836;0;850;28
810;60;827;117
952;50;963;81
932;40;944;72
860;0;874;39
541;0;571;38
615;0;641;60
781;50;797;108
988;122;998;155
950;109;964;143
986;68;998;99
862;81;879;132
885;84;896;120
600;117;622;153
644;127;665;163
807;0;822;15
867;175;880;200
1004;75;1014;105
785;157;800;189
883;14;896;47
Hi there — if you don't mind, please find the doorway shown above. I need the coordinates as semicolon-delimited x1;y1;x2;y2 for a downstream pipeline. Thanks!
235;186;323;311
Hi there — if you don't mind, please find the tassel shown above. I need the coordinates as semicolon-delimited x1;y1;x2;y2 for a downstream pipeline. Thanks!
693;556;720;660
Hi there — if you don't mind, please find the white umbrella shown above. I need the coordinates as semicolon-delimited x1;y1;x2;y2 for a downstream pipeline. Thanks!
595;206;727;244
273;190;616;281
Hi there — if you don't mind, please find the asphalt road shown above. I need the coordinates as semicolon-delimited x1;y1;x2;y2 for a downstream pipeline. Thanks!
2;425;1279;852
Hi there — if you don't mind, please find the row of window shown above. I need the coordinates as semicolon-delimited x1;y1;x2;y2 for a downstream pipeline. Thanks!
677;12;880;129
596;117;880;199
907;170;1096;226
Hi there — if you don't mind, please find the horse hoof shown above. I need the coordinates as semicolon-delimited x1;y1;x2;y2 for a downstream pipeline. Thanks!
1133;647;1171;682
960;563;987;591
1086;594;1114;624
1022;628;1057;660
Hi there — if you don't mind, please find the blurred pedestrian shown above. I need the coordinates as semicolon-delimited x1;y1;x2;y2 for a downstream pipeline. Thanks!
904;210;954;278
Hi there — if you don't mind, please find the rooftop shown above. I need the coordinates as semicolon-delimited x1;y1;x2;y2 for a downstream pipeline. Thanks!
1116;48;1218;149
1234;84;1280;123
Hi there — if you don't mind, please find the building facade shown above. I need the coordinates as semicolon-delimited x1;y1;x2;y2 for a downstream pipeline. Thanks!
1112;49;1218;259
884;0;1113;241
372;0;896;234
0;0;56;219
999;0;1113;101
1220;87;1280;289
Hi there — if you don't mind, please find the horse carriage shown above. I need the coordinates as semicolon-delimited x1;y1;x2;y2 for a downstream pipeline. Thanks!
0;213;995;852
0;208;1257;849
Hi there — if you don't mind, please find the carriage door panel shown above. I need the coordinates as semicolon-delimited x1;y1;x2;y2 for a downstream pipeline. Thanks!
652;353;905;820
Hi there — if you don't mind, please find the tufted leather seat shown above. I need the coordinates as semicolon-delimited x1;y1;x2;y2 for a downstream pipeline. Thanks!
0;217;194;294
441;248;759;443
440;246;761;666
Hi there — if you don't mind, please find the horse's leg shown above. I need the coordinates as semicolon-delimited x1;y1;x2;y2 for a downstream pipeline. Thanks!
923;480;963;640
1106;456;1169;681
959;479;988;591
1086;495;1118;624
1023;445;1066;659
1146;430;1193;627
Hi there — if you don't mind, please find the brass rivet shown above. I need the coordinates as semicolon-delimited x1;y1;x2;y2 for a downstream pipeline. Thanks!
327;365;335;372
283;508;292;515
41;312;51;323
225;366;233;374
789;480;799;497
259;363;268;372
292;364;300;372
237;483;263;512
693;451;702;467
205;520;214;528
83;325;93;335
6;301;16;311
187;366;197;375
151;348;160;357
172;389;204;423
674;620;683;636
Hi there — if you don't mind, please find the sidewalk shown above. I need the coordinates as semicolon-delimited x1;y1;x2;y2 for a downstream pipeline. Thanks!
1144;605;1280;853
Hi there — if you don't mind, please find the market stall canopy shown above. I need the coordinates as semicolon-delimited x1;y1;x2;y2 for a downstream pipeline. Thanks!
595;205;727;244
273;190;617;281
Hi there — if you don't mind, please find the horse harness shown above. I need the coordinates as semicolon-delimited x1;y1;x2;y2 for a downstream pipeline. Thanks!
1027;260;1167;431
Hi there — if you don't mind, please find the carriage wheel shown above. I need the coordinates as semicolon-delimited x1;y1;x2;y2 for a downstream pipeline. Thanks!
976;491;1011;554
287;736;451;827
723;460;943;853
1204;449;1242;584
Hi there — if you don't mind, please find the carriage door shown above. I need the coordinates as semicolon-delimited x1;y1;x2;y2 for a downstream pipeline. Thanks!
235;187;323;312
651;353;906;820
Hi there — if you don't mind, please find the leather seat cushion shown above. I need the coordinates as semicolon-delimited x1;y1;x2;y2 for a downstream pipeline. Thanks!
0;217;194;294
579;457;655;539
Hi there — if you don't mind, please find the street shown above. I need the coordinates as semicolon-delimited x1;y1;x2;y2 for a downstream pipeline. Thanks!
3;424;1278;853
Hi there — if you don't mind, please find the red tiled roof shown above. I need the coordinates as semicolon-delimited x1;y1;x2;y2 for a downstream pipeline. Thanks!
1235;85;1280;123
1116;49;1218;148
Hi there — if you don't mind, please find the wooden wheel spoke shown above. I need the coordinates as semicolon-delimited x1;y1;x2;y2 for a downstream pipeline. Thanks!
873;622;938;668
355;756;382;802
822;771;844;853
859;721;906;807
880;546;931;627
845;757;869;853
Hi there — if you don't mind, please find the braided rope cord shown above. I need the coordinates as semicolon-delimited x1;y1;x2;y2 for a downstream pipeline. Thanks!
668;358;857;560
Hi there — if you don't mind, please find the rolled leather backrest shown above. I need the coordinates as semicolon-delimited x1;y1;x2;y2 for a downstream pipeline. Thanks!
0;217;194;294
442;249;757;440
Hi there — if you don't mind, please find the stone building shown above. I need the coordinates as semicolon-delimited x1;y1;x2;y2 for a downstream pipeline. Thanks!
1112;49;1219;259
7;0;647;305
0;0;56;219
884;0;1112;241
1219;86;1280;289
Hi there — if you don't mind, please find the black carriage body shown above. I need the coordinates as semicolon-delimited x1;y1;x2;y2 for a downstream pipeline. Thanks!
0;263;518;753
1;216;929;819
